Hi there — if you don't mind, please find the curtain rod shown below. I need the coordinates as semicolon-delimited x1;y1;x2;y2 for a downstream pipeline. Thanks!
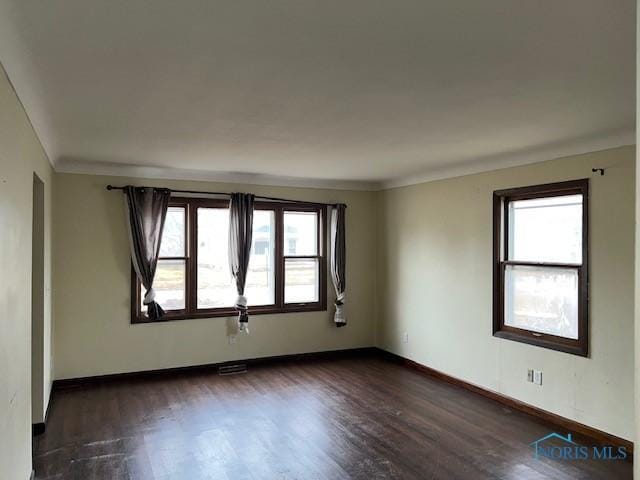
105;185;345;208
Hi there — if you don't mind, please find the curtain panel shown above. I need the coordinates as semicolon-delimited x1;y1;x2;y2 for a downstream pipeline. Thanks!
330;204;346;326
124;186;171;320
228;193;255;332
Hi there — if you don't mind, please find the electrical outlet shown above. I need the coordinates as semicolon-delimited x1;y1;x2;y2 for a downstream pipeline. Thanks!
228;335;237;345
527;369;534;382
402;332;409;343
533;370;543;386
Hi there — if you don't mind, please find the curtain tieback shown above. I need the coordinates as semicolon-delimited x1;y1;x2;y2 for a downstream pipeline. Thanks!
143;288;156;305
235;294;249;320
334;293;346;326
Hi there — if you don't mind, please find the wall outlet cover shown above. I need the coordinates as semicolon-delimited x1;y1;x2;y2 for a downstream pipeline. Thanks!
533;370;543;385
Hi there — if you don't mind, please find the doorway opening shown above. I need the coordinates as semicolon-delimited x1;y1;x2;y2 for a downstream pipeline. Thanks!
31;173;45;436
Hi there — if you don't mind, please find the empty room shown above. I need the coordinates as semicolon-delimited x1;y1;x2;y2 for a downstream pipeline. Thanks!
1;1;639;479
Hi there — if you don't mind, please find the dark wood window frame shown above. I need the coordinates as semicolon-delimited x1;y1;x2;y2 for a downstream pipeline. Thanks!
492;179;589;357
132;198;327;323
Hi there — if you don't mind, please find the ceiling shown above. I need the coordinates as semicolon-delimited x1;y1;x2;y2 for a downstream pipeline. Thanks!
0;0;635;189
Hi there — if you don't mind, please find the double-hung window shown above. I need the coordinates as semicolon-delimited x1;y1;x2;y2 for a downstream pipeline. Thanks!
132;198;327;323
493;180;589;356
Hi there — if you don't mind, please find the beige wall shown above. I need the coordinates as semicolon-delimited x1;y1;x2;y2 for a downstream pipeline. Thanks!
0;65;54;480
53;174;377;379
634;2;639;472
376;146;635;441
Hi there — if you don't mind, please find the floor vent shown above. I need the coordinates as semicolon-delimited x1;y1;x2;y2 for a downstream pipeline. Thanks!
218;364;248;376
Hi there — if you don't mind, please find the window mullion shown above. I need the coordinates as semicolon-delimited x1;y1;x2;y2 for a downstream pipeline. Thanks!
275;206;285;309
187;202;197;314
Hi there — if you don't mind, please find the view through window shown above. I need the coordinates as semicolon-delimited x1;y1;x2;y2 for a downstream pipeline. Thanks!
134;199;326;322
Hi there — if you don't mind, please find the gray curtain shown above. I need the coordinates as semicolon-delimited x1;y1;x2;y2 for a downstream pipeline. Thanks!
229;193;255;332
330;204;346;327
124;186;171;321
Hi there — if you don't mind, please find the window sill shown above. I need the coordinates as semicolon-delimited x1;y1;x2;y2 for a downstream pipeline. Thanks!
132;304;327;324
493;329;588;357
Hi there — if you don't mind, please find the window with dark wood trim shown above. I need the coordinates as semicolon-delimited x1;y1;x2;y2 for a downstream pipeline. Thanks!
492;179;589;356
132;198;327;323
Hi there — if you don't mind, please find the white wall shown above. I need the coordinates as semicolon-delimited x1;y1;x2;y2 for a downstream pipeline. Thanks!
53;174;377;379
377;146;635;441
0;64;54;480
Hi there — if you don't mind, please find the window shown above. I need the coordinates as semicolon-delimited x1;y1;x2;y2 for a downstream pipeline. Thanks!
146;205;187;312
492;180;589;356
132;199;327;323
283;211;321;303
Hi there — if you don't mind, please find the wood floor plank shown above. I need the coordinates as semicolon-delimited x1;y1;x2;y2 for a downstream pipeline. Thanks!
35;356;632;479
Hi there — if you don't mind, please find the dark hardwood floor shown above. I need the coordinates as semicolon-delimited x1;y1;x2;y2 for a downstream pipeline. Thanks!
35;355;631;479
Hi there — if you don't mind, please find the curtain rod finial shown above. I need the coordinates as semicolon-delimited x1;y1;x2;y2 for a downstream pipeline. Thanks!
106;184;114;190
